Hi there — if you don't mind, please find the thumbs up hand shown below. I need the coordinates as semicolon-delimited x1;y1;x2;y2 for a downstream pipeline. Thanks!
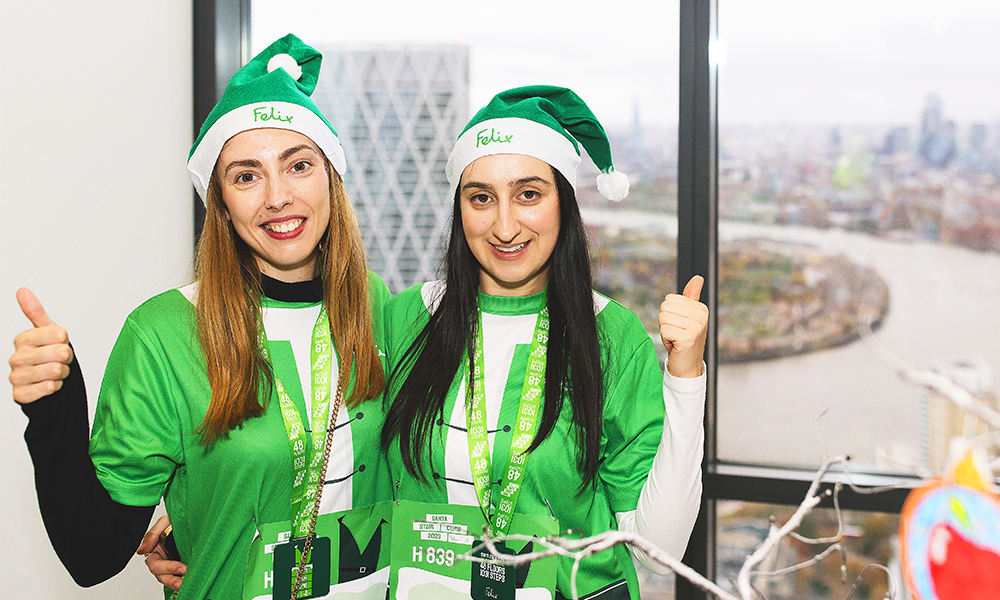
659;276;709;379
9;288;74;403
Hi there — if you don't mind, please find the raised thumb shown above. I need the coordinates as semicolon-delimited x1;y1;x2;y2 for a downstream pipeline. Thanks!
16;287;56;328
682;275;704;301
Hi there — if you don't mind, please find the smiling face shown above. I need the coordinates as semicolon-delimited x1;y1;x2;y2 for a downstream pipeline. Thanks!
459;154;561;296
216;128;331;282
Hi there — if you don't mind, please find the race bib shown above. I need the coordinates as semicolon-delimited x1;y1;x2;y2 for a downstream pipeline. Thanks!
243;500;557;600
390;500;558;600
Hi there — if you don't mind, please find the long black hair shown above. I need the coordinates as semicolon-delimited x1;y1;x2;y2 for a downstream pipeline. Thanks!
381;167;606;490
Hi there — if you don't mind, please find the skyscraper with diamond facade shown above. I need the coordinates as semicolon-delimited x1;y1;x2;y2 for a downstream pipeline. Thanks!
313;45;470;292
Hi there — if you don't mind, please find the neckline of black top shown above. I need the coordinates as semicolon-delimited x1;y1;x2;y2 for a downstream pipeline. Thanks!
261;275;323;303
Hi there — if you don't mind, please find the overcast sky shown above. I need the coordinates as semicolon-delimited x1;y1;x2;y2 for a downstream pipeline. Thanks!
251;0;680;130
252;0;1000;130
719;0;1000;126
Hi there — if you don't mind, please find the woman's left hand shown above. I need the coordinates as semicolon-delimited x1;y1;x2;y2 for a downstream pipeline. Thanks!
136;515;186;592
659;275;709;378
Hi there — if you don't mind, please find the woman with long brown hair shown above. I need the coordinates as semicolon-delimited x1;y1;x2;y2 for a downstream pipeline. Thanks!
9;35;388;599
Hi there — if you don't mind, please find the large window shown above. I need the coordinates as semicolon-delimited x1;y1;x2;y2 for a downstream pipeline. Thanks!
717;0;1000;476
712;1;1000;597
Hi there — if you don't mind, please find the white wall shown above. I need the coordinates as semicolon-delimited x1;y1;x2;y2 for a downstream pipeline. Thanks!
0;2;192;597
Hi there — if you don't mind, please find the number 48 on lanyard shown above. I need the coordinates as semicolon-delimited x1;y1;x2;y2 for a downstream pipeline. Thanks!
261;307;344;599
466;296;549;538
261;307;338;538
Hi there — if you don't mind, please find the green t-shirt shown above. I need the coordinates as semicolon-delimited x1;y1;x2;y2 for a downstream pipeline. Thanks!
89;272;392;600
383;282;666;600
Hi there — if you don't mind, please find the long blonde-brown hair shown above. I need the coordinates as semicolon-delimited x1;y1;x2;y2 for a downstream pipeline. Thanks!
193;161;383;444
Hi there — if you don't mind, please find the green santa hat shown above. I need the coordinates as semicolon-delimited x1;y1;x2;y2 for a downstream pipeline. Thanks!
446;85;629;201
187;34;346;201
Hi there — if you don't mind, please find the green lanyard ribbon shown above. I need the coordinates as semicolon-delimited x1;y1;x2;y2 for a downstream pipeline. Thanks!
466;295;549;537
261;306;335;538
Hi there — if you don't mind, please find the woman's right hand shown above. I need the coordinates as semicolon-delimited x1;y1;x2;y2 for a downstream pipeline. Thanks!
9;288;74;403
659;276;709;379
137;515;186;592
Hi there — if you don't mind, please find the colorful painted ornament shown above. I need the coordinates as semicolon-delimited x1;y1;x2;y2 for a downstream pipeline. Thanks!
900;447;1000;600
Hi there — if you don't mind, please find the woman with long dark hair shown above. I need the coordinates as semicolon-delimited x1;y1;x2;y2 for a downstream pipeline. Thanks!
9;35;389;599
382;86;709;600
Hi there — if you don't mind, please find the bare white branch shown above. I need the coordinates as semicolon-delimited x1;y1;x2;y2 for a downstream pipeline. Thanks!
790;482;847;544
859;321;1000;432
752;542;843;578
736;455;846;598
844;564;897;600
460;530;742;600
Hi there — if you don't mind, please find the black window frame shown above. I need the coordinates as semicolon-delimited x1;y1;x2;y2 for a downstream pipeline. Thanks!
191;0;251;244
192;2;918;598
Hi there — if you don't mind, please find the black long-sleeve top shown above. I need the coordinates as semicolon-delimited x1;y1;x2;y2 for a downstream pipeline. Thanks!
19;276;322;587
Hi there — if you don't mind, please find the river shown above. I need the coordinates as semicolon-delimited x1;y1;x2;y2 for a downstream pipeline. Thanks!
581;208;1000;474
